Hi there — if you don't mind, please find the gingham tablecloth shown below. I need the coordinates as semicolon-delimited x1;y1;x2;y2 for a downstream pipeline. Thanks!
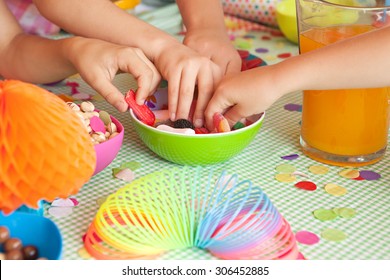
39;7;389;260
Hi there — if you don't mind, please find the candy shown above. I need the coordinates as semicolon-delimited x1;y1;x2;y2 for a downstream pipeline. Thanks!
156;124;195;135
0;226;10;244
232;121;245;130
90;116;106;133
23;245;39;260
194;127;210;134
173;119;194;129
0;226;47;260
125;89;155;126
213;113;231;133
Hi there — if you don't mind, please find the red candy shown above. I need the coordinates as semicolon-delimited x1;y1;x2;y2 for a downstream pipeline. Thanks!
194;127;210;134
125;90;155;126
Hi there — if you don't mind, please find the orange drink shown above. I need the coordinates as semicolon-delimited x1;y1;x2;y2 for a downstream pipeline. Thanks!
299;26;390;166
296;0;390;166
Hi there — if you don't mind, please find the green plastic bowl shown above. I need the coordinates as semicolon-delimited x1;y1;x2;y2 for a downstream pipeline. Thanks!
129;90;265;166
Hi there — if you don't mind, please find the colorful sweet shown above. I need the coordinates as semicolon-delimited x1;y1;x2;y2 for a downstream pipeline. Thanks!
213;113;231;133
66;101;119;145
125;89;155;126
156;124;195;135
0;80;96;214
0;226;42;260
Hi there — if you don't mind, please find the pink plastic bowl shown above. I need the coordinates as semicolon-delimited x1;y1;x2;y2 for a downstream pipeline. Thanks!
93;115;124;176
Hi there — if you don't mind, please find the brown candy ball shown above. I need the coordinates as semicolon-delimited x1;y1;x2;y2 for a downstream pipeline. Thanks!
3;237;22;252
5;249;24;260
23;245;39;260
0;226;10;244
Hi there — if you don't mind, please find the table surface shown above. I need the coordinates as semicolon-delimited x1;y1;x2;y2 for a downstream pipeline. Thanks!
38;6;390;260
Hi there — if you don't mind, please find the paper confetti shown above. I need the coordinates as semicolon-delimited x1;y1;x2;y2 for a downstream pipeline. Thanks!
338;208;357;219
324;183;347;197
313;208;338;221
339;169;360;179
51;198;75;207
295;231;320;245
321;228;347;242
284;103;302;112
112;161;142;178
48;206;73;217
295;181;317;191
96;196;108;207
77;247;93;259
275;164;296;173
292;171;310;178
281;154;299;160
72;92;91;100
308;165;329;175
114;168;135;182
275;173;297;183
359;170;381;181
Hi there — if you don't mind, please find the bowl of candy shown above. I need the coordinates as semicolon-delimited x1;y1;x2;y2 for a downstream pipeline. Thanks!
0;211;62;260
67;101;124;175
128;89;265;166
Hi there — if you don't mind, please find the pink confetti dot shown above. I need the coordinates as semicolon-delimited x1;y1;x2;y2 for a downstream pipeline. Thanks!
295;230;320;245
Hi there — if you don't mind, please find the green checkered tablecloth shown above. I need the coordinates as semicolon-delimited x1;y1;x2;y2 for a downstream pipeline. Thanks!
37;6;389;260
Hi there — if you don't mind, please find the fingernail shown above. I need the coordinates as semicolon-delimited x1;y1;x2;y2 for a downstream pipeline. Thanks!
117;100;128;112
194;119;203;128
170;113;176;121
137;99;145;106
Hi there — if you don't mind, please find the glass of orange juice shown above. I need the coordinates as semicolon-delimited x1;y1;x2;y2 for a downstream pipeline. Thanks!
296;0;390;166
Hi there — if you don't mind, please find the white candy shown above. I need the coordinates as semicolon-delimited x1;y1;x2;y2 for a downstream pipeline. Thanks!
156;124;195;135
80;101;95;112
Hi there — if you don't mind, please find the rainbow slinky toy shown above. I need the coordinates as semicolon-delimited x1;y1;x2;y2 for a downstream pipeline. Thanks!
84;167;299;259
0;80;96;214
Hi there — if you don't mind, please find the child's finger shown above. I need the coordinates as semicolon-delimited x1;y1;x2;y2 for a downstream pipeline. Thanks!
222;105;246;128
119;50;161;105
167;69;181;121
176;66;197;120
91;79;128;112
193;65;220;127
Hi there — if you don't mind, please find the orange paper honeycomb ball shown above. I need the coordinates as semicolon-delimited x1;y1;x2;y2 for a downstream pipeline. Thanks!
0;80;96;214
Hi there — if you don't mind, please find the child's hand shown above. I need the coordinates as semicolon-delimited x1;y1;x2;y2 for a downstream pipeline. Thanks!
67;37;161;112
183;28;242;75
204;66;285;131
153;42;222;128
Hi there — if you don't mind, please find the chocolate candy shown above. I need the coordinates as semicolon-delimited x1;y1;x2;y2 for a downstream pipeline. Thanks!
23;245;39;260
3;237;22;252
0;226;10;244
5;249;24;260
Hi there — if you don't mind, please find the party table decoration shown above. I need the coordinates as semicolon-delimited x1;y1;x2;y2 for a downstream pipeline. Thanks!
84;167;299;260
0;80;96;214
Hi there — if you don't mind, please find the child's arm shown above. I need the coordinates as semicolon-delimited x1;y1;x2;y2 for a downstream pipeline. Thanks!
0;0;160;112
33;0;223;127
205;26;390;129
176;0;242;75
